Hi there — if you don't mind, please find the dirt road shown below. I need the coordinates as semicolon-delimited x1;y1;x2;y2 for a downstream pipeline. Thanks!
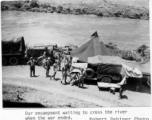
2;65;151;108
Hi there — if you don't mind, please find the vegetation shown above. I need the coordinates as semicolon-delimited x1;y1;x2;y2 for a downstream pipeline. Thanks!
1;0;149;20
106;43;150;63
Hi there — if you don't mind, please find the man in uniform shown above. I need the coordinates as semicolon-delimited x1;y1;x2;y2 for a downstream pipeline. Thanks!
45;57;51;78
61;61;69;85
51;60;58;80
78;68;87;88
27;57;36;77
117;74;128;99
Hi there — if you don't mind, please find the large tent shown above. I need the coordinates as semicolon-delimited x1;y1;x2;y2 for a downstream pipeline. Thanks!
71;31;112;62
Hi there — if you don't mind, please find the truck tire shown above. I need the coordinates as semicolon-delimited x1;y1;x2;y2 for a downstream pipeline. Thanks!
2;58;7;66
100;76;112;83
9;57;19;65
37;57;43;66
86;68;94;78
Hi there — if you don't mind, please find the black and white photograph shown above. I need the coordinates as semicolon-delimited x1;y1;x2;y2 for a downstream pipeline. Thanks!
1;0;151;108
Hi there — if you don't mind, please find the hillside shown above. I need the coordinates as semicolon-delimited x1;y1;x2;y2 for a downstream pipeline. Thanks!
1;0;149;20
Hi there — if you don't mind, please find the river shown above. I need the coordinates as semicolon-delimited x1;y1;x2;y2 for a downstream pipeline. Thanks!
1;11;149;50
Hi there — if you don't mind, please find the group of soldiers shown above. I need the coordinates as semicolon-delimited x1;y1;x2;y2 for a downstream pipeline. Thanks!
27;50;87;88
27;50;127;98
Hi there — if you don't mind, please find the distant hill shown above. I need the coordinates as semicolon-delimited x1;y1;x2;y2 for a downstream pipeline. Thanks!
1;0;149;20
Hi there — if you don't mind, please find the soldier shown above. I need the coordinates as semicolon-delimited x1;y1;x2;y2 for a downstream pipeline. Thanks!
61;63;68;85
42;51;46;58
27;57;36;77
38;51;46;60
51;60;58;80
65;58;71;74
78;68;87;88
58;52;62;71
70;72;80;86
55;56;60;71
45;57;51;78
117;74;129;99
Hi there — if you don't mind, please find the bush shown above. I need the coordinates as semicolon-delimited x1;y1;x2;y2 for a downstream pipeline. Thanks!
121;51;136;60
56;6;63;13
30;0;39;8
137;44;149;57
31;7;40;12
23;4;31;10
24;0;30;3
41;3;51;8
13;1;23;9
1;4;9;10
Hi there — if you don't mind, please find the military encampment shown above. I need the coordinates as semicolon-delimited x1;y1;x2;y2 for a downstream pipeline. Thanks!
2;31;151;108
1;0;150;109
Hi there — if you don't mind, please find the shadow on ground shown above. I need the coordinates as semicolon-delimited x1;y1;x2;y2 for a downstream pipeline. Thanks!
127;78;151;94
84;78;151;94
84;79;97;86
3;100;45;108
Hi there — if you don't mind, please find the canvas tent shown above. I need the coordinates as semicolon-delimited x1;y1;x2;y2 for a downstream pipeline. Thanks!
71;31;112;62
88;55;143;78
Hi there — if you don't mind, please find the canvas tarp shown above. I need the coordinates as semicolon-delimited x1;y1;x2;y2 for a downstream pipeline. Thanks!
121;64;142;78
2;36;25;54
71;32;112;62
88;55;140;68
71;63;88;70
88;55;143;78
139;61;150;75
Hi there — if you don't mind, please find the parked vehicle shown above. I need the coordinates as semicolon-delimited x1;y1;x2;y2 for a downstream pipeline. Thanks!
2;37;26;65
86;63;122;83
26;45;55;66
70;63;122;84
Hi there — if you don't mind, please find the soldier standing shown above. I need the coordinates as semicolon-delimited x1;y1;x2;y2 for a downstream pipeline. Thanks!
51;60;58;80
117;75;128;99
27;57;36;77
78;68;87;88
45;57;51;78
58;52;62;71
61;63;68;85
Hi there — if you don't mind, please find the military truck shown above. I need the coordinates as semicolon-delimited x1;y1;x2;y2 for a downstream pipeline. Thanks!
2;37;26;66
25;45;55;66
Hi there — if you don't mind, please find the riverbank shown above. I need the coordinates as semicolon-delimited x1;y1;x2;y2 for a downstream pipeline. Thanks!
1;0;149;20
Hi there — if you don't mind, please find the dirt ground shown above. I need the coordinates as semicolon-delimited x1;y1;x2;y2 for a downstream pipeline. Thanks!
2;65;151;108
